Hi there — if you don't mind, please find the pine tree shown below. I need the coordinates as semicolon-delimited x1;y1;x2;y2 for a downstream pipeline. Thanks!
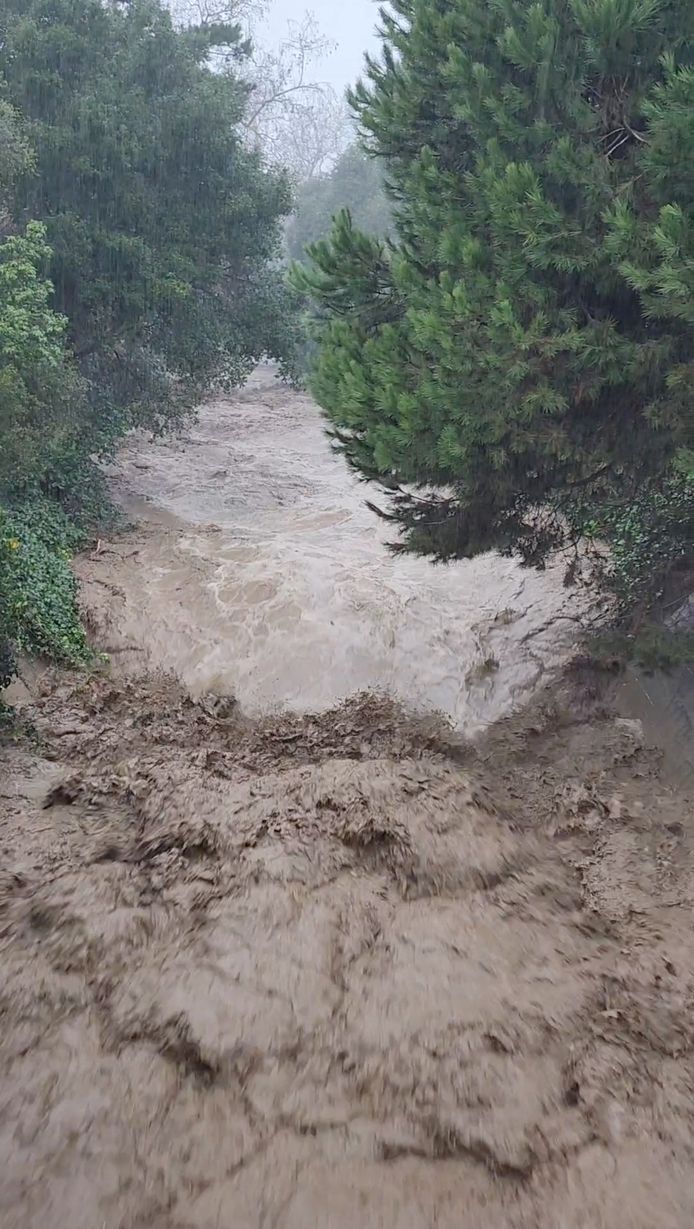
293;0;694;566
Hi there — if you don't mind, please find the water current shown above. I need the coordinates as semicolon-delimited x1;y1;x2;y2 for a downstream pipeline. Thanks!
87;367;581;730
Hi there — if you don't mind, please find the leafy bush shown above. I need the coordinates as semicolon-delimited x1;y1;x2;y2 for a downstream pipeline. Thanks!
601;477;694;616
566;468;694;611
0;501;89;688
564;468;694;668
0;204;102;687
0;221;94;495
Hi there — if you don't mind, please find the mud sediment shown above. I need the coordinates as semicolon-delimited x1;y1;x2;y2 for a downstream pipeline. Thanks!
2;672;693;1228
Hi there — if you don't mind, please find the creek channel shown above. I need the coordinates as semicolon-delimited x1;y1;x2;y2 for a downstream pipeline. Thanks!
79;367;582;730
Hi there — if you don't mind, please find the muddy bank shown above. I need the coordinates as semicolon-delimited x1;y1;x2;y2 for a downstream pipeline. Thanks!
2;667;694;1228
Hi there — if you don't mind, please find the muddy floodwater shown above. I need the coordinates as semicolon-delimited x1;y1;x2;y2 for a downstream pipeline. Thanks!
80;368;581;730
2;374;694;1229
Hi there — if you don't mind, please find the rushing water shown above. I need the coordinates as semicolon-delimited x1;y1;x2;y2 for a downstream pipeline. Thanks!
86;368;581;732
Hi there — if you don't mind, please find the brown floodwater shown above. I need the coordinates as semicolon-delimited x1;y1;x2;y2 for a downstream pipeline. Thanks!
82;368;581;730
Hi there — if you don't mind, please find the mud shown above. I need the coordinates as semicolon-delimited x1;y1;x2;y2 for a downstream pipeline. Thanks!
2;669;694;1228
2;373;694;1226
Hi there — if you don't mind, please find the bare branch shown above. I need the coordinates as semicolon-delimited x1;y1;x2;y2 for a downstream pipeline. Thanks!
240;13;352;180
168;0;267;32
166;3;353;181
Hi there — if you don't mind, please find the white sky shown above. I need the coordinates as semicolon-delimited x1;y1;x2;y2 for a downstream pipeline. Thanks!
260;0;384;94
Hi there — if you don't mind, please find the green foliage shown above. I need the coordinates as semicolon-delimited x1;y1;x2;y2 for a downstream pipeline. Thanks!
285;144;391;262
0;0;296;436
294;0;694;577
0;151;110;683
0;100;34;204
602;477;694;615
0;500;89;688
0;221;93;495
0;206;96;686
570;472;694;614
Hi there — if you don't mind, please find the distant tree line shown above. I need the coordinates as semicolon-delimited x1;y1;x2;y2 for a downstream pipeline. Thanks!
285;144;391;263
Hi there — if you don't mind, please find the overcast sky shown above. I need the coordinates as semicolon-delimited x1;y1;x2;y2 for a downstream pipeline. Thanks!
259;1;383;94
